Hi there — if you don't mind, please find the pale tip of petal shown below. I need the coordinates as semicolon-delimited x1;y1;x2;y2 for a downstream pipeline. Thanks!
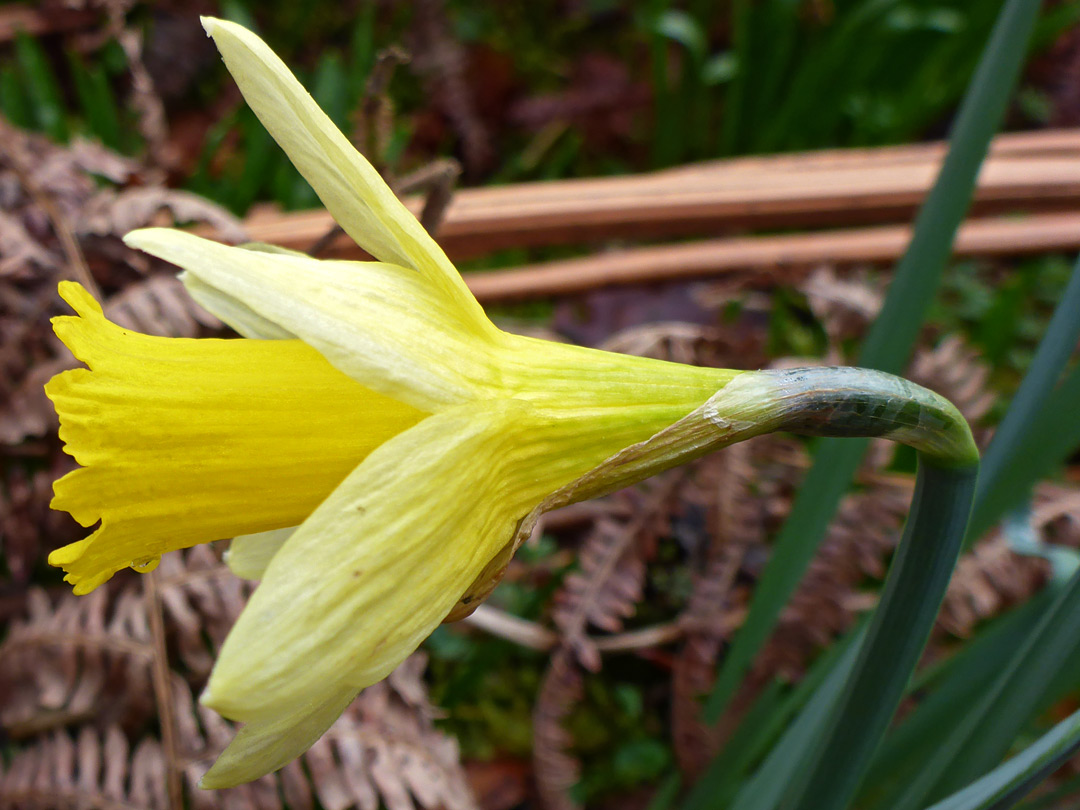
121;227;162;252
200;16;221;37
198;770;232;790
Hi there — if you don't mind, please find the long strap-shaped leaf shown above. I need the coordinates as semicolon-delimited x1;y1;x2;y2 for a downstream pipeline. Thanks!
923;707;1080;810
704;0;1042;727
967;250;1080;540
886;563;1080;810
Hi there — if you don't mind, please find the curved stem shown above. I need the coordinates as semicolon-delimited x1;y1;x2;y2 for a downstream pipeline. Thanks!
780;460;978;810
523;366;979;810
536;366;978;514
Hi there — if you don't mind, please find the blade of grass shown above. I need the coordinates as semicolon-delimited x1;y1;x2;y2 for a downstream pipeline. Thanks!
1012;770;1080;810
67;49;122;151
967;253;1080;542
683;632;857;810
718;0;749;155
15;31;69;143
756;0;899;152
647;773;683;810
722;626;866;810
858;591;1058;810
703;0;1042;726
887;563;1080;810
922;706;1080;810
647;0;679;167
0;65;33;129
680;678;786;810
739;0;801;152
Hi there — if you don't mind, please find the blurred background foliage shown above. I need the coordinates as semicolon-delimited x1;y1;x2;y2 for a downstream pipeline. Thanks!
5;0;1080;203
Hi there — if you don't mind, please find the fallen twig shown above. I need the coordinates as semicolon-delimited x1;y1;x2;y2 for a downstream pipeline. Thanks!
463;212;1080;301
240;128;1080;259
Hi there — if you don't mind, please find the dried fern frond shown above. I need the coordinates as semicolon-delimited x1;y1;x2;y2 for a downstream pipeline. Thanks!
155;545;251;678
801;265;884;356
551;480;679;671
3;541;477;810
671;441;761;777
749;478;912;688
169;654;477;810
0;461;78;583
937;535;1050;637
533;647;585;810
936;479;1080;638
104;276;222;338
0;584;155;739
0;121;241;447
0;725;167;810
551;515;646;670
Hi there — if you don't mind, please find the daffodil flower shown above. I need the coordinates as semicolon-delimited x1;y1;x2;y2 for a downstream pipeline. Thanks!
46;18;977;789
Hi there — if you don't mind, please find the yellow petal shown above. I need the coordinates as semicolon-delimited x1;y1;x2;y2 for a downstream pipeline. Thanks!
125;228;500;411
200;16;486;328
202;382;738;721
200;400;543;728
200;683;357;789
225;528;292;580
182;272;293;340
46;281;425;594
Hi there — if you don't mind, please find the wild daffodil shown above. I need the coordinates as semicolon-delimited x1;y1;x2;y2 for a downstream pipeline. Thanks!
47;18;976;788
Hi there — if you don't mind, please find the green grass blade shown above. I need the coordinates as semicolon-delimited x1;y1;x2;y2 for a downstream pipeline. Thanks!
922;707;1080;810
702;0;1042;726
967;253;1080;541
858;0;1040;367
15;31;69;142
684;628;862;810
67;49;122;151
887;564;1080;810
703;439;862;721
718;0;749;154
647;772;683;810
723;628;865;810
680;678;787;809
646;0;680;166
1013;770;1080;810
859;593;1057;810
346;2;376;98
781;461;978;810
0;65;33;129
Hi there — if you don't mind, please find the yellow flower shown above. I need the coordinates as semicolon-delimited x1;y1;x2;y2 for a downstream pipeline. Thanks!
47;17;755;788
47;17;977;790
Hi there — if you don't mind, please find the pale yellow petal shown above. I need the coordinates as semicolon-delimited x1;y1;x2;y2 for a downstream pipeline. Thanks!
46;281;424;593
200;684;357;789
181;272;293;340
125;228;500;411
200;16;486;328
202;382;746;727
225;528;293;580
200;400;540;727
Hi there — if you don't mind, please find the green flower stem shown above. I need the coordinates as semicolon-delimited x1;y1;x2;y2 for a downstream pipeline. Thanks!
537;366;978;514
564;366;975;810
780;460;978;810
718;369;979;810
